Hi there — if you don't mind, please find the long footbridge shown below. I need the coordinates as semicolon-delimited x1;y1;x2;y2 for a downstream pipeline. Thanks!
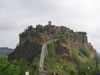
39;39;57;75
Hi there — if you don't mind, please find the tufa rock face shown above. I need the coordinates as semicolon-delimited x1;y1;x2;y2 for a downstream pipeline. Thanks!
8;22;96;61
36;25;72;37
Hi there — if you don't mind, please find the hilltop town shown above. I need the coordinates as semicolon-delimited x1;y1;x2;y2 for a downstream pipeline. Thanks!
8;21;96;75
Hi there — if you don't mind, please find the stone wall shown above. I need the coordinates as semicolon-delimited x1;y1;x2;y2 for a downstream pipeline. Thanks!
36;24;72;37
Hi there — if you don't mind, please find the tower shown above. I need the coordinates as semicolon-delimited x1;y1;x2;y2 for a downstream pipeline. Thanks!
48;21;52;25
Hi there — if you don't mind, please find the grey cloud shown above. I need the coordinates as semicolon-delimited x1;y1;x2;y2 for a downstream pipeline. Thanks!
0;0;100;52
0;25;13;30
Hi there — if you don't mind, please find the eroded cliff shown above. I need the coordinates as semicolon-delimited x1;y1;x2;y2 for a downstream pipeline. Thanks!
8;21;96;63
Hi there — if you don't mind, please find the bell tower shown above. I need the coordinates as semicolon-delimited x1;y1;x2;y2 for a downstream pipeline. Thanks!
48;21;52;25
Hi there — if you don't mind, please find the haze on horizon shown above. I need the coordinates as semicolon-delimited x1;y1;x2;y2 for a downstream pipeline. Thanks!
0;0;100;52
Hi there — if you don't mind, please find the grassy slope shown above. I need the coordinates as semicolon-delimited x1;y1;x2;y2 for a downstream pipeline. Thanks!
19;26;96;74
42;41;96;75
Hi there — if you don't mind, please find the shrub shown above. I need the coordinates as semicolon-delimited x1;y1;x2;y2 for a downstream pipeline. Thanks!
80;48;90;57
27;25;33;31
19;25;40;38
0;56;32;75
77;64;96;75
30;29;40;36
75;32;87;36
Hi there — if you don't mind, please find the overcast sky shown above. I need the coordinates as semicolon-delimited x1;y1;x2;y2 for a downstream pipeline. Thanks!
0;0;100;52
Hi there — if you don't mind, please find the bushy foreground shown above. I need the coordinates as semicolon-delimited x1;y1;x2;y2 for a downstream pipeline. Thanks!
0;56;33;75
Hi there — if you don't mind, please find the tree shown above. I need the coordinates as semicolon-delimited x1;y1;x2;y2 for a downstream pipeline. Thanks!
0;56;32;75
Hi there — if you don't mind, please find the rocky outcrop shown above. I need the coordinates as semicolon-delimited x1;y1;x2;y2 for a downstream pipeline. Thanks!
8;21;96;61
36;22;95;54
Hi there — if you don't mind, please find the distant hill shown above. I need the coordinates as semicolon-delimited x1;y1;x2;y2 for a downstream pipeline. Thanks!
0;47;14;57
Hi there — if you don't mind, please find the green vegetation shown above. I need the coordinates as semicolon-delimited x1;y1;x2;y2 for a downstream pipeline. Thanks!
19;25;40;38
0;56;32;75
44;43;96;75
0;55;40;75
47;42;55;56
80;48;90;57
74;32;87;35
77;64;96;75
0;54;96;75
31;57;40;75
44;51;96;75
7;24;97;75
57;33;70;43
71;48;96;75
44;53;78;75
59;33;70;40
72;48;91;63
